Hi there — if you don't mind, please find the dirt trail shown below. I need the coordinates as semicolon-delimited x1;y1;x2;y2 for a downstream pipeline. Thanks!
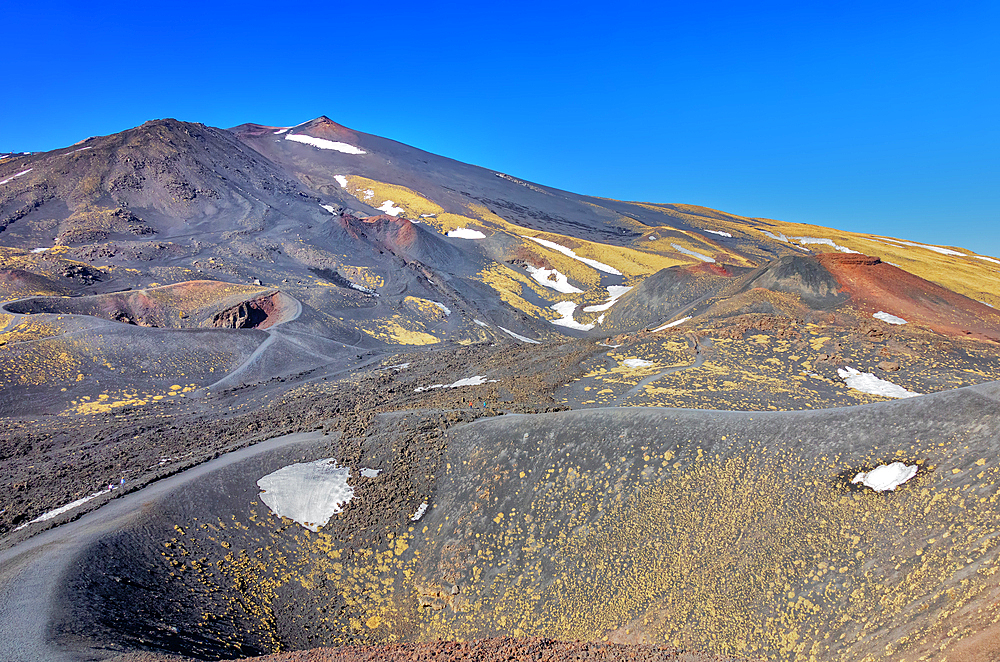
618;334;708;404
0;430;329;662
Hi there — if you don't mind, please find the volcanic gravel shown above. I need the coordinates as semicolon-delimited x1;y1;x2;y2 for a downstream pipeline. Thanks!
108;637;761;662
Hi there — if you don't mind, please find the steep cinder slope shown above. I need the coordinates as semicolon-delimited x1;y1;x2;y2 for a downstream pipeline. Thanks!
51;382;1000;662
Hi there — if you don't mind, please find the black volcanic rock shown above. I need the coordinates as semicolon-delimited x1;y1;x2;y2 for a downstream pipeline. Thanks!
736;254;849;309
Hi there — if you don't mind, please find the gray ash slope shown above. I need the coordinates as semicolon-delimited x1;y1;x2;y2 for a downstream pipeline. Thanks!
231;117;788;254
47;381;1000;661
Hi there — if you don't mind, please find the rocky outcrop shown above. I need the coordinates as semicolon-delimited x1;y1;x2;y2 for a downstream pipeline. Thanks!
210;294;278;329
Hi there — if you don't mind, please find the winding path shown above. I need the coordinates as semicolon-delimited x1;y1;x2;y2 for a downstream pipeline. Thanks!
0;430;328;662
616;335;710;405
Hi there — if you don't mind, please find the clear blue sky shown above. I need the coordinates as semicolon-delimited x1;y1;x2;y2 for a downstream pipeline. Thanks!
3;1;998;255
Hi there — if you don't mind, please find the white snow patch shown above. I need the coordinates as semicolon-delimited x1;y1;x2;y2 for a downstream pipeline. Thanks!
792;236;860;254
525;265;582;294
0;168;33;185
14;489;106;530
362;189;374;200
520;235;621;275
31;247;49;253
653;316;691;332
384;362;410;371
415;375;496;393
333;175;349;187
837;366;920;399
622;358;653;368
597;314;605;324
349;282;378;295
410;502;429;521
852;462;918;492
447;227;487;239
273;128;290;135
549;301;595;331
879;237;965;257
598;341;623;348
320;204;338;214
429;300;451;315
982;301;995;308
420;213;437;218
759;229;788;242
256;459;354;532
360;468;381;478
473;319;490;327
71;146;93;153
498;326;541;344
285;133;366;154
377;200;405;216
670;243;715;263
705;230;733;238
583;285;633;312
873;311;907;325
975;255;1000;265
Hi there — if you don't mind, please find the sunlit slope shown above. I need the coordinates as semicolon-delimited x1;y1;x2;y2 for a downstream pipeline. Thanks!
406;395;1000;661
0;312;264;416
234;118;1000;335
99;387;1000;661
4;115;997;351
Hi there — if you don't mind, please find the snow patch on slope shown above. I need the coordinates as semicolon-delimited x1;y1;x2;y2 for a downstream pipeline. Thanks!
14;489;106;530
447;228;486;239
285;133;366;154
498;326;541;344
257;459;354;532
653;316;691;332
873;311;907;325
880;237;965;257
415;376;496;393
333;175;349;187
671;243;715;263
550;301;596;331
429;300;451;315
622;358;653;368
852;462;918;492
837;367;920;399
0;168;32;185
792;237;859;254
377;200;405;216
521;235;621;275
705;230;733;238
583;285;633;312
526;266;583;294
759;229;788;242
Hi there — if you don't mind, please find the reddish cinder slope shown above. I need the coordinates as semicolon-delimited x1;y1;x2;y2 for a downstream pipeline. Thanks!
818;253;1000;342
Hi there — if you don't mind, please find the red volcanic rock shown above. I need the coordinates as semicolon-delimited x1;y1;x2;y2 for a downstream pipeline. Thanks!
299;116;362;142
817;252;1000;342
340;213;419;254
699;262;734;277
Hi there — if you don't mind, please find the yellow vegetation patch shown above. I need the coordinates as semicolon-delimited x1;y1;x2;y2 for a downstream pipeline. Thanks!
403;296;449;321
341;265;384;289
342;176;443;218
476;263;554;320
367;319;440;346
